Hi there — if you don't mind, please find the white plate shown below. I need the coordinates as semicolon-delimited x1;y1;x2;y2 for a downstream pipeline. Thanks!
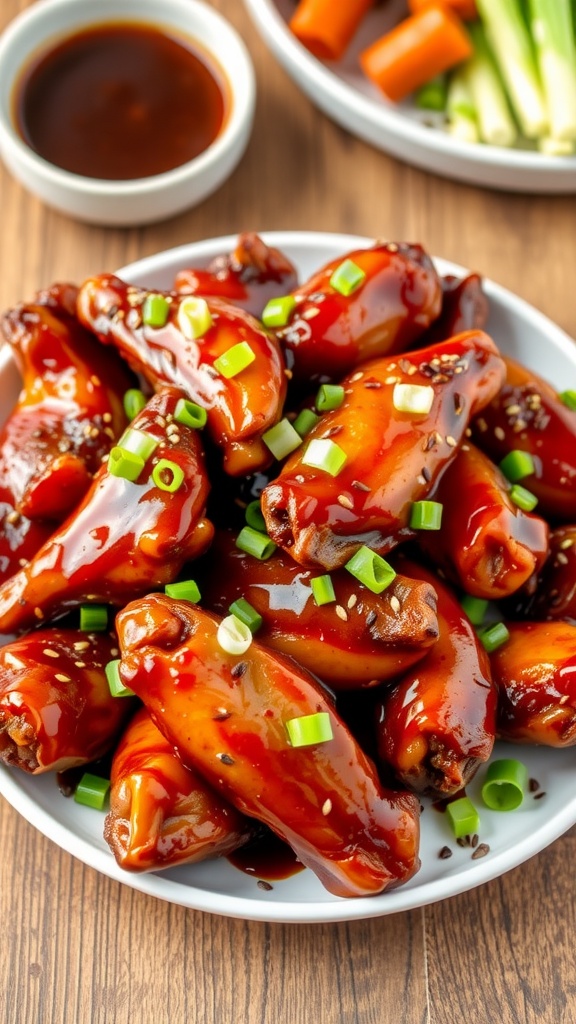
1;231;576;924
243;0;576;193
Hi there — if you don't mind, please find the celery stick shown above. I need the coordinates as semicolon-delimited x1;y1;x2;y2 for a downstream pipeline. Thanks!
528;0;576;141
476;0;548;138
447;68;480;144
464;23;517;146
538;136;576;155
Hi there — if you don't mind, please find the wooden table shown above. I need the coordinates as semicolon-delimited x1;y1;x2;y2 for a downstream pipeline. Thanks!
2;2;576;1022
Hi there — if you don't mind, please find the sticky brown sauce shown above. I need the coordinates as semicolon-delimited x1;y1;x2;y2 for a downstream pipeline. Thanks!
13;22;227;180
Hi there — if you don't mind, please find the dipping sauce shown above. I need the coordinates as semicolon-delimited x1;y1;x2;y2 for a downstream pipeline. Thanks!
13;22;227;180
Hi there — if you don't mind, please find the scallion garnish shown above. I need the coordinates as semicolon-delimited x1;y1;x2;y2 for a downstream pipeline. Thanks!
108;446;145;482
105;659;134;698
509;484;538;511
345;546;396;594
123;388;147;420
481;758;527;811
214;341;255;379
228;598;263;633
392;383;435;415
165;579;201;603
446;796;480;838
245;500;266;533
152;458;185;493
559;389;576;410
74;773;111;810
142;293;170;328
119;427;158;461
285;712;333;747
236;526;276;561
174;398;207;430
315;384;345;413
217;614;253;655
262;418;303;460
261;295;296;328
460;595;489;626
302;438;347;477
311;575;336;606
80;604;108;632
329;259;366;296
293;408;321;437
478;622;510;653
177;296;212;340
499;450;535;482
409;500;443;530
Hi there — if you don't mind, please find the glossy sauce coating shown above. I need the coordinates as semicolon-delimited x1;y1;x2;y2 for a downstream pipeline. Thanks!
375;557;496;797
274;242;442;383
262;330;506;569
418;273;489;346
509;524;576;623
14;23;226;180
418;442;549;599
77;274;287;476
198;529;439;689
174;232;299;319
0;628;131;773
473;356;576;520
116;595;421;899
0;388;213;636
104;707;253;872
490;621;576;746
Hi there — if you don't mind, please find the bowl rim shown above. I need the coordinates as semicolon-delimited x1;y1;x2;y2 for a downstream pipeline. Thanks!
0;0;256;196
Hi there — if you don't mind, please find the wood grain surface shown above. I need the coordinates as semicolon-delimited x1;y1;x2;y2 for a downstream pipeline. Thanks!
1;2;576;1023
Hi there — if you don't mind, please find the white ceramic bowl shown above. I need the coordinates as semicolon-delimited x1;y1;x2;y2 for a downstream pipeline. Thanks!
1;231;576;923
0;0;256;225
243;0;576;194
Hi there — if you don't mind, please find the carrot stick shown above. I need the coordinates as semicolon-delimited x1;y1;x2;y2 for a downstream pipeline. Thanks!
408;0;478;20
289;0;374;61
360;4;473;102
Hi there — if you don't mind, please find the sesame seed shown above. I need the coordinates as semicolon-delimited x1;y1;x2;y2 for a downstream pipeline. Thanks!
43;649;59;658
390;595;401;614
231;661;247;678
384;375;400;385
74;661;86;668
5;510;20;525
407;365;417;376
534;791;546;800
505;403;521;416
471;843;490;859
366;610;377;627
104;427;115;439
476;417;487;432
560;538;574;550
416;474;426;486
110;648;119;657
90;375;101;387
439;846;452;860
74;641;90;650
347;594;358;610
513;420;527;432
102;412;112;424
386;242;399;252
349;371;364;383
55;673;71;682
322;798;332;816
528;779;540;793
446;435;457;447
335;605;348;621
83;424;92;437
34;608;44;620
257;880;273;891
351;479;371;492
301;307;320;320
494;426;506;440
337;494;354;510
556;552;569;565
90;427;100;439
217;753;235;765
18;559;28;568
284;368;293;380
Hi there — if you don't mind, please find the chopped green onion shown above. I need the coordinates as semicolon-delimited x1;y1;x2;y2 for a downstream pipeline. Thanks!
481;758;528;811
142;293;170;328
479;621;510;653
217;614;252;655
236;526;276;561
559;389;576;410
345;546;396;594
123;388;147;420
446;796;480;838
315;384;345;413
214;341;255;379
165;579;201;603
311;575;336;606
461;595;489;626
499;450;535;482
329;258;366;297
80;604;108;632
174;398;207;430
74;773;110;810
245;500;266;533
177;296;213;340
108;446;145;482
393;383;434;415
509;484;538;512
285;711;333;748
261;295;296;328
409;500;443;530
105;659;134;698
293;408;321;437
262;418;303;460
228;598;263;633
302;438;347;477
416;74;448;111
152;458;185;493
119;427;158;462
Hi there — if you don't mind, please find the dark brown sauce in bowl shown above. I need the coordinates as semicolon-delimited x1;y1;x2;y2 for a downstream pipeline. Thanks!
13;22;227;180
